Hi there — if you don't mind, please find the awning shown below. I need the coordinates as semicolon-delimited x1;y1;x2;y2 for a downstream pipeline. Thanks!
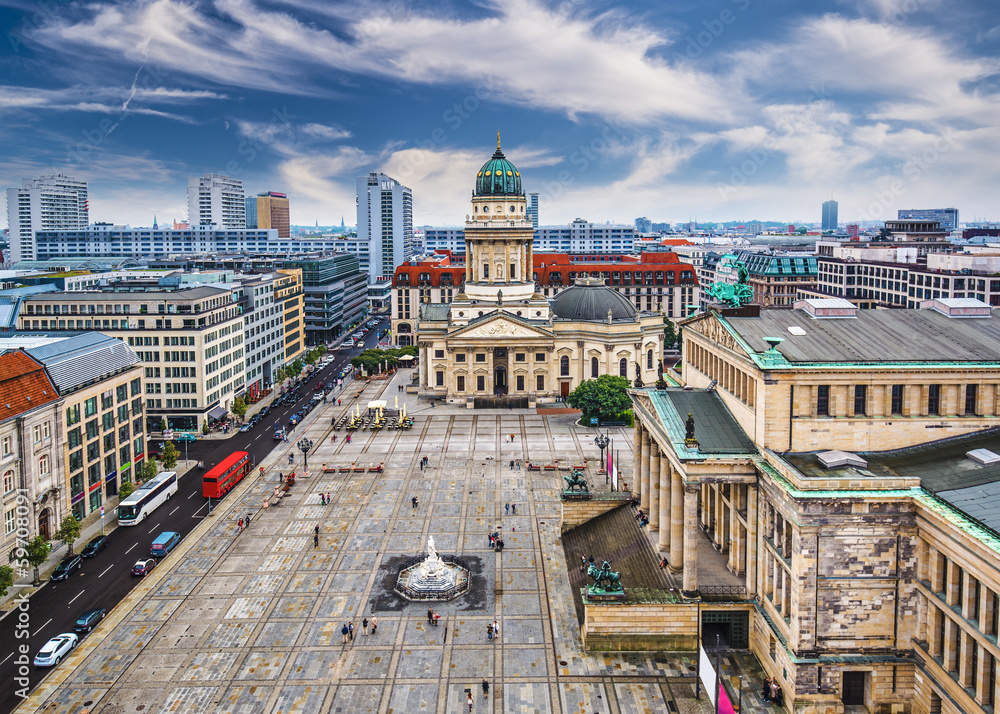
367;400;387;410
208;405;227;420
398;355;415;362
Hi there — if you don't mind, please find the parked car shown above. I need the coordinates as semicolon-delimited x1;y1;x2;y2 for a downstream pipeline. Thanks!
131;558;156;576
80;535;109;558
33;633;78;667
73;608;107;633
175;433;197;442
273;428;286;440
51;554;83;581
238;424;251;432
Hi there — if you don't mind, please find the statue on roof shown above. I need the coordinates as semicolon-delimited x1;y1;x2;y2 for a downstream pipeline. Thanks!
497;289;503;306
685;412;699;448
706;259;754;307
633;361;643;388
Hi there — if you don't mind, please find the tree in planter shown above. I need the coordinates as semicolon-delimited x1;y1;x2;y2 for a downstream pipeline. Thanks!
231;397;247;421
54;515;82;556
287;359;304;378
567;375;633;424
305;350;319;366
0;565;13;597
118;480;135;500
160;417;168;433
139;458;158;484
25;535;50;586
162;442;179;471
202;421;210;435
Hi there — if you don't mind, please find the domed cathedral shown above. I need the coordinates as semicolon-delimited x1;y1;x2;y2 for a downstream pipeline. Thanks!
414;136;664;406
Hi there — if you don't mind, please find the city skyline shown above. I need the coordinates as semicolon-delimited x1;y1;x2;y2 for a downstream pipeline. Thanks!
1;0;997;228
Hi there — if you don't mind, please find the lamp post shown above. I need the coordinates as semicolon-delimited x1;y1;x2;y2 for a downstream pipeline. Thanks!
594;432;609;474
297;437;314;476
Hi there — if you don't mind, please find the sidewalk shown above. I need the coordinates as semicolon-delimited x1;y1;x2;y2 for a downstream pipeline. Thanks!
0;459;200;616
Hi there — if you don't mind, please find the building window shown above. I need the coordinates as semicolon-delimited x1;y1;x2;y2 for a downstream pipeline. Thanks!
2;470;13;493
515;353;525;362
516;375;524;391
536;374;545;391
434;349;444;359
457;375;465;392
477;375;486;391
560;356;570;376
535;353;545;362
483;263;489;279
66;404;81;426
476;353;486;363
591;357;599;378
456;353;465;363
435;371;444;387
854;385;867;416
4;508;14;535
928;384;940;416
816;385;830;416
891;385;904;415
966;384;978;415
1;436;10;457
647;349;653;370
619;358;627;377
38;454;50;478
84;397;97;417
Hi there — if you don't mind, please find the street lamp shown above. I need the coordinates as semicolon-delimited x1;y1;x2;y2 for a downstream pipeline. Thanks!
297;437;314;475
594;431;610;472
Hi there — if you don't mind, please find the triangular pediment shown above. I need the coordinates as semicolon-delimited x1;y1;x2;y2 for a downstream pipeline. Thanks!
683;311;751;358
449;313;553;340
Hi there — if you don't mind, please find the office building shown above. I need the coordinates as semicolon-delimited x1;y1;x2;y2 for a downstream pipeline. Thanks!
254;191;290;238
534;219;635;253
6;174;89;263
635;217;652;233
898;207;959;233
275;269;305;362
625;298;1000;713
19;287;245;432
527;192;539;229
244;196;258;229
822;199;838;230
356;172;415;283
280;255;367;346
187;174;246;228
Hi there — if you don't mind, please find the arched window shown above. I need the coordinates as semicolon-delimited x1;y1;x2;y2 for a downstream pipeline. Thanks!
647;349;654;369
560;355;570;376
2;469;13;493
619;358;627;376
38;454;50;477
591;357;599;378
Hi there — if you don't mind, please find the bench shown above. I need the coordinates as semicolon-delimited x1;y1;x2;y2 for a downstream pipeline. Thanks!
527;463;541;471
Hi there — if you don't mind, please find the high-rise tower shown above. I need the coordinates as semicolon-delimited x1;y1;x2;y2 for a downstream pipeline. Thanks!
5;174;89;262
822;200;838;231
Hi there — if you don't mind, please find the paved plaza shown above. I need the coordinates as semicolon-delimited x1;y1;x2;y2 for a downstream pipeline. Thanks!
21;374;715;714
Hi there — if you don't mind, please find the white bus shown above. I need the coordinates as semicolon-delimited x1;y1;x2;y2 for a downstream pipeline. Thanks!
117;471;178;526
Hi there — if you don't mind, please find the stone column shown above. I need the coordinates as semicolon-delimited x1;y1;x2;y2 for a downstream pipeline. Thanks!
640;432;651;512
465;238;472;283
669;469;684;573
648;442;660;532
746;484;757;596
714;484;724;549
728;486;741;573
657;459;670;552
682;484;699;597
632;422;643;501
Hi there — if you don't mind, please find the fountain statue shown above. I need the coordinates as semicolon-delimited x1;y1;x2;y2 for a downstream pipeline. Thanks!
394;534;470;601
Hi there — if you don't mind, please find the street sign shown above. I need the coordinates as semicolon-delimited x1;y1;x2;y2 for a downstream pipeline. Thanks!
590;417;598;426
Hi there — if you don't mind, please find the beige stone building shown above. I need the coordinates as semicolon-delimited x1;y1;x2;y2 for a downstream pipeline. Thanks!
275;269;305;362
628;297;1000;713
413;141;663;403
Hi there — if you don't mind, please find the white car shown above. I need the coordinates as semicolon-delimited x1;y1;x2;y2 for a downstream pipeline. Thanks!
34;632;78;667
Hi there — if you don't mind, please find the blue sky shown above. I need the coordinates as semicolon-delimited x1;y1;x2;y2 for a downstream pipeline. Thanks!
1;0;998;228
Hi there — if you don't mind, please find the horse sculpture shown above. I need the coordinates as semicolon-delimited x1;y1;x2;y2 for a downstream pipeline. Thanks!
707;259;754;308
586;559;624;593
563;469;589;493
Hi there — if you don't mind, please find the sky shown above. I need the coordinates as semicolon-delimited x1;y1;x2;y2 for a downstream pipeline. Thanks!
1;0;998;229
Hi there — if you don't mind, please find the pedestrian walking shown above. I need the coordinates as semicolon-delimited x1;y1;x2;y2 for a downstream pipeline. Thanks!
371;616;377;635
338;399;341;406
341;624;349;644
238;517;244;530
467;693;474;712
498;539;504;552
433;612;440;626
505;503;510;515
493;620;499;640
511;503;516;514
412;496;419;508
346;434;351;443
482;679;489;699
326;492;331;503
420;460;424;471
320;493;326;506
246;513;251;526
362;617;369;634
314;524;320;536
348;622;354;641
313;533;319;548
427;607;434;625
487;623;493;640
509;459;514;469
511;433;515;442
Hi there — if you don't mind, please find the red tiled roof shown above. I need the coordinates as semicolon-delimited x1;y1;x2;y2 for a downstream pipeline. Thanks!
0;351;59;421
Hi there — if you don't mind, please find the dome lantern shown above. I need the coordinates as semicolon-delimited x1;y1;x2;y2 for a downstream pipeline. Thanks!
474;133;523;197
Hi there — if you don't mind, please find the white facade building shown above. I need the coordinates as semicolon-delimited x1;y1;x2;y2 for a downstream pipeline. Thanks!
5;174;89;263
187;174;246;229
356;172;415;283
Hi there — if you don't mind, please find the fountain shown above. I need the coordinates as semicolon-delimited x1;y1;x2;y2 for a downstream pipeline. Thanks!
394;536;470;601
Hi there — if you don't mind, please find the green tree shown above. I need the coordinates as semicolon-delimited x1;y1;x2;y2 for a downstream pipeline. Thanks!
0;564;13;597
316;344;327;356
202;421;210;435
567;375;633;423
118;480;135;500
160;417;168;433
274;367;287;385
25;535;50;586
231;397;247;420
305;350;319;366
140;458;158;483
54;515;82;556
162;442;179;471
663;317;677;349
287;359;304;377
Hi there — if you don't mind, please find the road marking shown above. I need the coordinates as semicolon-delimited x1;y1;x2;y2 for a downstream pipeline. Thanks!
67;589;85;606
255;434;262;440
98;563;115;578
188;491;196;500
169;506;179;516
0;651;13;666
32;618;52;637
148;525;158;534
124;543;137;555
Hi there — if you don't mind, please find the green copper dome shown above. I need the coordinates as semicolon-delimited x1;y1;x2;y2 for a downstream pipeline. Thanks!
475;145;522;197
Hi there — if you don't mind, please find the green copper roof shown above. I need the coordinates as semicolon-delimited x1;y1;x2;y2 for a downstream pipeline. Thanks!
475;147;523;197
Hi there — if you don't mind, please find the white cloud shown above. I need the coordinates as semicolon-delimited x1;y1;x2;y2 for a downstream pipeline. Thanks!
301;123;352;141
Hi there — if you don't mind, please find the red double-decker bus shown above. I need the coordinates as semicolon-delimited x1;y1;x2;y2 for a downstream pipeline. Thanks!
203;451;250;498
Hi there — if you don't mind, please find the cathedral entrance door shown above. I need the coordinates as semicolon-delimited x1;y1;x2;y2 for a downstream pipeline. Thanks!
560;381;570;398
494;366;507;396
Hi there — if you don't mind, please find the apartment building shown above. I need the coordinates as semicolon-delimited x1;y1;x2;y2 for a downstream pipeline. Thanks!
18;287;244;431
6;174;89;262
187;173;246;228
275;269;305;362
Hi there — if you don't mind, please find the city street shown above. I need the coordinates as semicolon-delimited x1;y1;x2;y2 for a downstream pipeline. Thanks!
0;317;388;714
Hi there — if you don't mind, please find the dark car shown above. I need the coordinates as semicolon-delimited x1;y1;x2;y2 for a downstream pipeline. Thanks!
131;558;156;576
72;607;107;633
51;554;83;581
80;535;109;558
